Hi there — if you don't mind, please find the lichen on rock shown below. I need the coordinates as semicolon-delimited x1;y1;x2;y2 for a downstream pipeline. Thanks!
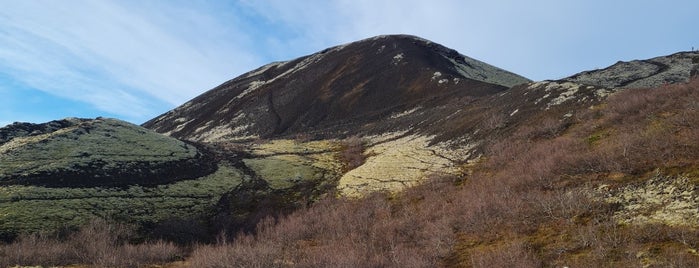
338;134;473;197
601;173;699;227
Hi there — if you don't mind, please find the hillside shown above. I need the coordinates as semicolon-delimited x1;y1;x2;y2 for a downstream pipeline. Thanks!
0;118;226;240
185;76;699;268
1;35;698;267
1;35;532;238
143;34;530;142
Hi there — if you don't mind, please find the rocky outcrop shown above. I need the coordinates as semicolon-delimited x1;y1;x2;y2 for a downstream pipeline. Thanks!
600;173;699;227
0;118;79;145
564;51;699;89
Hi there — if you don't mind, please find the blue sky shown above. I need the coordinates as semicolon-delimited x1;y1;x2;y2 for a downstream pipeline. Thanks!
1;0;698;126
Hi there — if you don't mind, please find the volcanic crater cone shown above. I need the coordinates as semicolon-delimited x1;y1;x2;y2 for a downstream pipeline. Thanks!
144;34;531;142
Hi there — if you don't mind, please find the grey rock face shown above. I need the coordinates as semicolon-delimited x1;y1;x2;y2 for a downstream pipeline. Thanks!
564;51;699;89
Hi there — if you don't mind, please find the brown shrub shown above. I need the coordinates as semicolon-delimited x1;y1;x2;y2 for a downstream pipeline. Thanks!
516;115;571;140
0;233;72;267
189;234;281;268
481;110;508;131
339;135;367;171
469;242;542;268
185;78;699;267
0;219;182;268
189;183;464;267
571;78;699;175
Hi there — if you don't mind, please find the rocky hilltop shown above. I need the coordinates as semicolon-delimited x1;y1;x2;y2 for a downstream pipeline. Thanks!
143;34;530;142
564;51;699;88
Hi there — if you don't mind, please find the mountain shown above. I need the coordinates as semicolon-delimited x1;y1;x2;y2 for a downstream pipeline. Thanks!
2;34;699;267
143;34;530;142
185;76;699;267
0;35;538;240
141;35;544;198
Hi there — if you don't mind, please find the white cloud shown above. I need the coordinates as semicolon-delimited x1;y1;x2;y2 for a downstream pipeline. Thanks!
0;1;261;121
1;0;697;125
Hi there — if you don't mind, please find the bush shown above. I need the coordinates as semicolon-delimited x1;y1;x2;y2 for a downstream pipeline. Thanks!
469;242;541;268
339;135;367;171
188;78;699;267
4;79;698;267
0;219;182;268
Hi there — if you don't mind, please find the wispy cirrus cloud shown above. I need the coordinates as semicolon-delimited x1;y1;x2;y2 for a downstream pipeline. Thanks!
0;0;261;123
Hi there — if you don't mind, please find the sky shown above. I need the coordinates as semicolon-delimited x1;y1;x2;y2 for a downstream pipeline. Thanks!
1;0;698;126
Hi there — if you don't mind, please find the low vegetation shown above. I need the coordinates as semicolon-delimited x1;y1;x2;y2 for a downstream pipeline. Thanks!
339;135;367;171
1;78;698;267
187;78;699;267
0;219;182;267
0;164;244;240
0;118;213;187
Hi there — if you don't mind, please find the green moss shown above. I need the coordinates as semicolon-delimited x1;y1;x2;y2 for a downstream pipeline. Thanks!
586;134;602;145
0;164;244;236
243;155;327;190
586;129;610;146
242;139;343;190
0;118;199;181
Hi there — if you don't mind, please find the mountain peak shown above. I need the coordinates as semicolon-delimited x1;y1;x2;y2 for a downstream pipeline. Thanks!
325;34;530;87
144;35;529;142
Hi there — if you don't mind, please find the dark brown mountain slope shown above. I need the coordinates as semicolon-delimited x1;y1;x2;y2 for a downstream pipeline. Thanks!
143;34;530;142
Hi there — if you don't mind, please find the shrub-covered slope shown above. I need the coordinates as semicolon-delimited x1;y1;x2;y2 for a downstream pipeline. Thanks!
188;77;699;267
